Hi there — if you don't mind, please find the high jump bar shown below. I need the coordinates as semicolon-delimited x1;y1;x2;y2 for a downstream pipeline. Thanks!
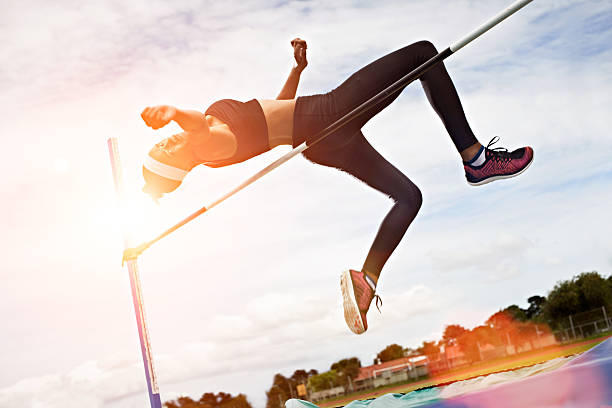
122;0;533;263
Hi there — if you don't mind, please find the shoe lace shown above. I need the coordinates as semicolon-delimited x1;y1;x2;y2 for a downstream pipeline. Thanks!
373;294;383;313
486;136;511;163
355;279;383;313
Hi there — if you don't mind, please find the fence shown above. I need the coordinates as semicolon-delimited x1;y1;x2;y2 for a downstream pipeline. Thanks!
553;306;612;342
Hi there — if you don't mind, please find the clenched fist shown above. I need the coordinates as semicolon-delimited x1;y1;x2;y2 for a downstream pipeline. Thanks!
141;105;177;130
290;38;308;72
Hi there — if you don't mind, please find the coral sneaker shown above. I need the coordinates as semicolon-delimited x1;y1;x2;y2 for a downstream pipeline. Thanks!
464;137;534;186
341;269;381;334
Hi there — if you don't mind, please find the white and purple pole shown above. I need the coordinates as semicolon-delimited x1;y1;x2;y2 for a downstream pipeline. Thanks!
108;138;162;408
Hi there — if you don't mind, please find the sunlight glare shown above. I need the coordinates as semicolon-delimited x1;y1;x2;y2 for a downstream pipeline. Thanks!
115;190;163;246
54;158;70;173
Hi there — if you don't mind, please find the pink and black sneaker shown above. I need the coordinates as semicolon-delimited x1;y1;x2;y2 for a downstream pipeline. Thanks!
464;137;534;186
341;269;382;335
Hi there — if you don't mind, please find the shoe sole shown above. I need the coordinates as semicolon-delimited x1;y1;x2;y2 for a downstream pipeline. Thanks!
468;153;534;186
340;270;366;335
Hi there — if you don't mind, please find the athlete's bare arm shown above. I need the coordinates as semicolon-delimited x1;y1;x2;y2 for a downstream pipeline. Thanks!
141;106;209;133
277;38;308;100
141;104;213;153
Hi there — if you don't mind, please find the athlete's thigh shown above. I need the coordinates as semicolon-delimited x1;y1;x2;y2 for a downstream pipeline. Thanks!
309;131;417;202
331;41;437;127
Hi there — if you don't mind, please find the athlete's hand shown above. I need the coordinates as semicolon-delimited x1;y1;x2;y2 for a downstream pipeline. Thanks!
141;105;177;130
291;38;308;72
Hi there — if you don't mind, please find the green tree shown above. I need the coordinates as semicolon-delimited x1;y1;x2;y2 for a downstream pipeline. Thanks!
486;308;525;344
455;330;480;364
442;324;467;346
417;341;441;361
265;369;318;408
308;370;341;392
265;384;286;408
330;357;361;379
543;280;581;326
265;374;291;408
487;311;512;330
374;343;405;364
473;324;503;347
330;357;361;389
526;295;546;320
503;305;528;322
575;271;612;310
164;392;252;408
290;369;317;384
219;394;252;408
164;396;199;408
199;392;233;407
543;271;612;328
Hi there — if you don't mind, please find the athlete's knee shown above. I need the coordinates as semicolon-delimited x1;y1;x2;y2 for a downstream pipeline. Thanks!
414;40;438;59
411;184;423;213
394;182;423;213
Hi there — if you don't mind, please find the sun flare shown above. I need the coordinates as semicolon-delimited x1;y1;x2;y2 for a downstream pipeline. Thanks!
113;190;163;247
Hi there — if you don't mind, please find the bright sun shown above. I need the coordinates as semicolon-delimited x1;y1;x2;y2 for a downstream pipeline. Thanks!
115;191;163;247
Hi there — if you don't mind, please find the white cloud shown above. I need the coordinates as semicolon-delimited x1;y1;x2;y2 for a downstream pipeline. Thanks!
428;232;531;275
0;359;144;408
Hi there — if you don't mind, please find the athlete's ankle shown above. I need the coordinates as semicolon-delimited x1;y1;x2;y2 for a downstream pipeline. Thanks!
460;142;483;163
363;270;378;290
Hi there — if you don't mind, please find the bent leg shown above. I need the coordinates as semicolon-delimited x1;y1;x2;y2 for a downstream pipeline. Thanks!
308;132;422;281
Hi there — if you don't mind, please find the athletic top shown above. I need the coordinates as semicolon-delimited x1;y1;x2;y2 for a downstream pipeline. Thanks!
204;99;269;167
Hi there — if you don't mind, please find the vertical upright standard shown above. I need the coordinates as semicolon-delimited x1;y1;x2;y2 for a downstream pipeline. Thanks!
108;138;162;408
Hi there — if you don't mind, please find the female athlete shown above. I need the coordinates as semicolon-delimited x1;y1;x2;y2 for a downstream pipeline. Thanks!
140;38;533;334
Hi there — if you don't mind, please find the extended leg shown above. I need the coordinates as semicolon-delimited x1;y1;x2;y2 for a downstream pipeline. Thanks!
329;41;533;186
331;40;479;152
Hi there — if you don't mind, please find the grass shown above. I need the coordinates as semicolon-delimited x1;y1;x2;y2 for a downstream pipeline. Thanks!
318;332;612;408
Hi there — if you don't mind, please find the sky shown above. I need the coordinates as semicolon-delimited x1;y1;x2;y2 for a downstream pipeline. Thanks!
1;0;611;406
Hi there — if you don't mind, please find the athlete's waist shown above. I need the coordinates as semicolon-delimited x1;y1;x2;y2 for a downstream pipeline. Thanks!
257;98;296;147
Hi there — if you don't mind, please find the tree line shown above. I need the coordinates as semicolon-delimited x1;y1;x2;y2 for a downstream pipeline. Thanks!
164;392;252;408
379;271;612;367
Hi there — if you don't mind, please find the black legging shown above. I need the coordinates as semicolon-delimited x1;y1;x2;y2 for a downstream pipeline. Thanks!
293;41;477;279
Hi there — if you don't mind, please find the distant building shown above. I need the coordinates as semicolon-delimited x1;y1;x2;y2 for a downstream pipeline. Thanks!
353;356;429;391
309;386;345;402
